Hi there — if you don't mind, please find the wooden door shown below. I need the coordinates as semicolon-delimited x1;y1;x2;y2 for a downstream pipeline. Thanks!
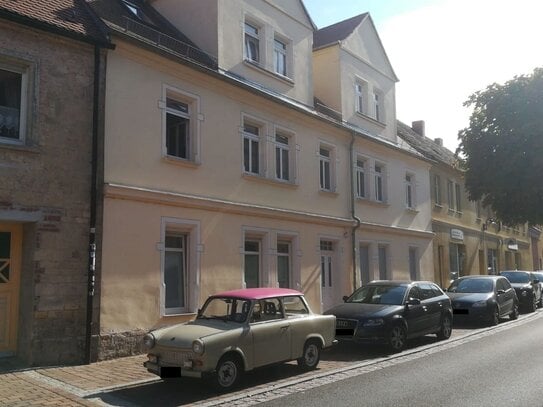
0;223;22;355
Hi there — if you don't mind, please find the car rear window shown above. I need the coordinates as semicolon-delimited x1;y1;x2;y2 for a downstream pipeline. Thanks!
501;272;529;283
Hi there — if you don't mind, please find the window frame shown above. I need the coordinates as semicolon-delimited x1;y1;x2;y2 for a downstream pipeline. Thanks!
161;85;200;164
374;162;386;203
160;217;200;316
274;128;294;182
405;173;416;209
244;21;261;64
273;37;288;77
433;174;442;206
372;88;384;122
355;156;368;199
318;143;336;192
241;117;264;176
354;79;368;115
277;240;291;289
0;63;29;146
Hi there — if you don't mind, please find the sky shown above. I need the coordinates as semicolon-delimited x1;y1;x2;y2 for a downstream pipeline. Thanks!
303;0;543;152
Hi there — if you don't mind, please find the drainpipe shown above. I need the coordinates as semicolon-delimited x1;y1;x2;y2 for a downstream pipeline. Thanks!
85;44;101;364
349;132;362;290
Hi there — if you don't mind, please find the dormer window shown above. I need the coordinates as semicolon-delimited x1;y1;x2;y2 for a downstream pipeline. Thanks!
373;89;384;122
244;23;260;63
355;80;368;115
122;1;154;25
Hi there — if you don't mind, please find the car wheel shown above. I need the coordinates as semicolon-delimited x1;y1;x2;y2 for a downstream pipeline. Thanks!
510;302;519;320
538;296;543;308
489;306;499;326
297;339;321;370
388;325;407;352
214;354;242;391
436;314;452;340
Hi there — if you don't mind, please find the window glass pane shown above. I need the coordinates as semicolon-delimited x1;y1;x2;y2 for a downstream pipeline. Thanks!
165;251;185;308
359;245;370;285
319;148;330;158
281;149;289;180
245;240;259;252
320;240;333;251
276;134;288;145
245;23;258;36
244;123;259;136
378;247;387;279
251;139;259;173
0;69;22;140
166;113;189;158
165;235;184;249
243;137;250;172
245;254;259;288
278;255;290;288
166;98;188;113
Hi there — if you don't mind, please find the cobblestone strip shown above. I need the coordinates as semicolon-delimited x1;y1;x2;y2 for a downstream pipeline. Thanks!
195;312;541;406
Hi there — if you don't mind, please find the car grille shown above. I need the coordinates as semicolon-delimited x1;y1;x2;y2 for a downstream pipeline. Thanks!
159;350;194;366
452;301;469;314
335;318;357;336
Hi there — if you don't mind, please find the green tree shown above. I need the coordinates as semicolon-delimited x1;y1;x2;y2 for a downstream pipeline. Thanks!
458;67;543;225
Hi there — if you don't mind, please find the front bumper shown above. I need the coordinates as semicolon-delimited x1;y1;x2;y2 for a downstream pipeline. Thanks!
144;360;203;378
452;306;492;322
335;319;388;343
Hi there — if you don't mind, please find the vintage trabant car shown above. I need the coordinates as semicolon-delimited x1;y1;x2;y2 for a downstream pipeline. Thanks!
143;288;336;390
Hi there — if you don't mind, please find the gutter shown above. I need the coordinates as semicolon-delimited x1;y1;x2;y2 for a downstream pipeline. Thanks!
349;132;362;290
85;44;101;364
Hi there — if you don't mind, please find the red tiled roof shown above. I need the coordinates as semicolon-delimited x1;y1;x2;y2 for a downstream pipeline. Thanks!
0;0;108;44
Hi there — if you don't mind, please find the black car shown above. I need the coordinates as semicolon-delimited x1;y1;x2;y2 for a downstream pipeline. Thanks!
500;270;542;312
446;275;518;325
324;281;453;352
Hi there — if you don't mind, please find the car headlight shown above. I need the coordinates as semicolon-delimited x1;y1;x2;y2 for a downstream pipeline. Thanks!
363;318;384;327
472;300;488;308
142;333;155;350
192;339;205;355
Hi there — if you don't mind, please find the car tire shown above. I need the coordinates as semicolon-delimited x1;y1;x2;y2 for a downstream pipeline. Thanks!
489;306;499;326
529;296;537;313
537;296;543;309
436;314;452;340
388;324;407;352
214;354;242;392
297;339;321;370
510;302;519;320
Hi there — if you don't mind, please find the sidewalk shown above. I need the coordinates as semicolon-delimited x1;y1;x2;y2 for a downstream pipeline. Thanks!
0;355;157;407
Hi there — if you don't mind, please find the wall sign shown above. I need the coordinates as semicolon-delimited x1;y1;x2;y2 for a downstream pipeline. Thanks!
450;229;464;241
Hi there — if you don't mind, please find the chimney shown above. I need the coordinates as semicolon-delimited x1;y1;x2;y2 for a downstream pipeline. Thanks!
434;138;443;146
412;120;425;137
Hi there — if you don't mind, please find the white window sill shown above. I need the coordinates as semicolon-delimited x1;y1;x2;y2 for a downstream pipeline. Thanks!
357;197;390;208
405;207;419;214
0;142;40;154
243;59;295;86
242;172;298;188
319;188;339;197
162;155;200;168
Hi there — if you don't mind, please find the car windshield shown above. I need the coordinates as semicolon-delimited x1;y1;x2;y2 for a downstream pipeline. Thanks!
347;285;407;305
448;278;493;293
501;272;530;283
198;297;251;323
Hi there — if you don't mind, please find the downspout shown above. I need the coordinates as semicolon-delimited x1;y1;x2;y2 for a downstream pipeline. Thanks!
85;44;101;364
350;132;362;290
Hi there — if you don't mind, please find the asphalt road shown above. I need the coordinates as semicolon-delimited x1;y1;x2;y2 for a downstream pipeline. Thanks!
260;315;543;407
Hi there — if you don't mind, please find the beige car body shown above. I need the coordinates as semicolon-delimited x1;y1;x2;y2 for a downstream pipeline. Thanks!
143;291;336;380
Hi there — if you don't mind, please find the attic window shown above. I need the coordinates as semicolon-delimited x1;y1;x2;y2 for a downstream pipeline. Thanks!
122;1;153;24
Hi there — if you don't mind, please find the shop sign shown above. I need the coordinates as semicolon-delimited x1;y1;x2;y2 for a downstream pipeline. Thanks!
450;229;464;241
507;239;518;251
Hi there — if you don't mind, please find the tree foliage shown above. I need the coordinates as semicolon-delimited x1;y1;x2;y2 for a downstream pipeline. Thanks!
458;67;543;226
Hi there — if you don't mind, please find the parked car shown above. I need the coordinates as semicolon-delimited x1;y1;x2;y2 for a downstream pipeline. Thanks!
324;281;453;352
499;270;542;312
446;275;518;325
533;271;543;298
142;288;336;391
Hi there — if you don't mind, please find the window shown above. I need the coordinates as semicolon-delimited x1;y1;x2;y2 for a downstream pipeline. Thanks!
122;0;154;24
373;90;384;122
447;180;454;210
162;87;199;163
405;173;415;209
274;38;287;76
0;67;26;144
374;163;385;202
275;133;290;181
243;122;260;175
161;218;199;315
164;233;187;311
355;81;367;115
455;183;462;212
319;146;332;191
166;98;190;159
378;245;388;280
409;247;418;280
359;244;370;285
277;241;291;288
355;158;367;198
244;239;261;288
244;22;260;63
433;174;441;206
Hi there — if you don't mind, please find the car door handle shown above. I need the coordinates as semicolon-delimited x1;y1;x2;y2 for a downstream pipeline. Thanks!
280;325;290;331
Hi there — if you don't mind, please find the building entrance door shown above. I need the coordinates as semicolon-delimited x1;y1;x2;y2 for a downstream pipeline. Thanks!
0;223;22;356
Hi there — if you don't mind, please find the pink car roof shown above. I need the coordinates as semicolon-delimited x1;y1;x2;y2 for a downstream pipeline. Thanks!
211;287;303;300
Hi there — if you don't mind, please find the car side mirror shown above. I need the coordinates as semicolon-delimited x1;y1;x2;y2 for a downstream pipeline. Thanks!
343;295;349;302
497;289;505;295
533;279;540;284
405;298;421;306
